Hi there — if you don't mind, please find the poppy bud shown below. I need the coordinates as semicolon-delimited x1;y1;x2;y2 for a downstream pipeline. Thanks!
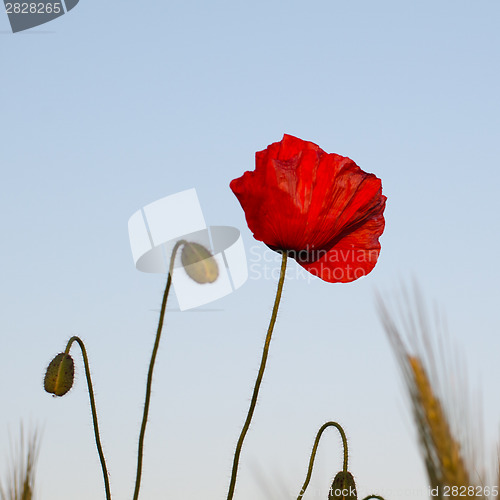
180;242;219;284
328;471;357;500
44;353;74;397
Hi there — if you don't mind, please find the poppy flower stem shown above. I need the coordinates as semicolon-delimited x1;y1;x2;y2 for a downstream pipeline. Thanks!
226;251;288;500
132;239;186;500
63;336;112;500
296;421;348;500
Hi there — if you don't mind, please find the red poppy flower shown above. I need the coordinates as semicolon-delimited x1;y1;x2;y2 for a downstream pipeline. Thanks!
230;134;386;283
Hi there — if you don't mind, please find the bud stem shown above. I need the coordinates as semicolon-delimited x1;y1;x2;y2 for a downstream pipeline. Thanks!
64;336;111;500
226;251;288;500
132;239;186;500
296;421;349;500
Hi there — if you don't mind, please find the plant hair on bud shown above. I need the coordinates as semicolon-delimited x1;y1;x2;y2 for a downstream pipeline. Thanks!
44;352;75;397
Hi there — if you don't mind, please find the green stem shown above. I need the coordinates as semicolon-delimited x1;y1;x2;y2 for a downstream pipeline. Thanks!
226;251;288;500
64;336;111;500
132;240;185;500
296;421;348;500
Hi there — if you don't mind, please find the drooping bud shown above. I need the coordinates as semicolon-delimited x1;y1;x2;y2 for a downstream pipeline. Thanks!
44;353;74;397
180;242;219;284
328;471;357;500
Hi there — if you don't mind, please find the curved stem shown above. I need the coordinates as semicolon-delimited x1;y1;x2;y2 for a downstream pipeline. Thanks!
64;336;111;500
296;421;348;500
132;240;185;500
226;251;288;500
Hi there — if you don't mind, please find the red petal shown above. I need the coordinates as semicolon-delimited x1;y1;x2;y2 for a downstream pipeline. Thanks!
230;134;386;283
299;196;386;283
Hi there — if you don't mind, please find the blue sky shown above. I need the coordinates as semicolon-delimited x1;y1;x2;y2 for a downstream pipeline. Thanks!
1;1;500;499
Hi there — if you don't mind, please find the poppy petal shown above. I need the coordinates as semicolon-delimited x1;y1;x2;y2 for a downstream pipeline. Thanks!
230;134;386;283
298;196;386;283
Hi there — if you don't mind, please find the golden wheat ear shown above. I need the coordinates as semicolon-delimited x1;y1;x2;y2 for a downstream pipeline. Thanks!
376;285;487;493
406;355;469;486
0;425;40;500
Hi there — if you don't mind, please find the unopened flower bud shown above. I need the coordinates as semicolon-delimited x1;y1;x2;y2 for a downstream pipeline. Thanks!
180;242;219;284
329;471;357;500
44;353;74;397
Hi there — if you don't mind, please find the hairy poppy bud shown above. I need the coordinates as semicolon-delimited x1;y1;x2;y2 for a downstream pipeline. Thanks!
328;471;357;500
44;353;74;397
180;242;219;284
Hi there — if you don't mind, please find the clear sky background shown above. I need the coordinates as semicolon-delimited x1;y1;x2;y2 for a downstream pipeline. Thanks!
1;1;500;499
